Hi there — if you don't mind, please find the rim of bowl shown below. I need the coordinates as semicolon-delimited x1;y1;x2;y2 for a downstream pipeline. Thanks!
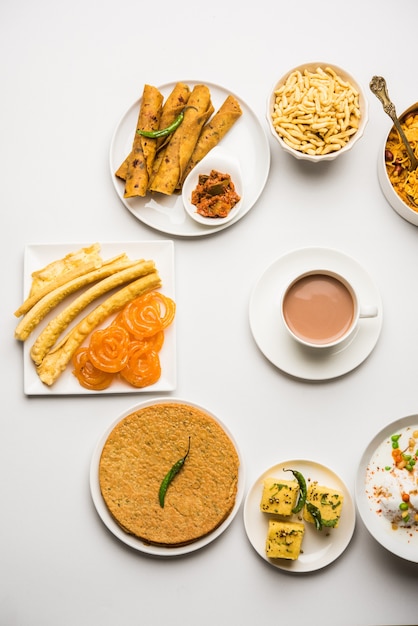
377;101;418;225
266;61;369;162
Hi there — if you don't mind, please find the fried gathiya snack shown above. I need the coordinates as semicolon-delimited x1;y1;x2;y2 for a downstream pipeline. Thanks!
14;255;136;342
15;243;103;317
180;95;242;185
29;259;157;365
117;85;163;198
37;272;162;386
148;84;214;195
271;66;360;156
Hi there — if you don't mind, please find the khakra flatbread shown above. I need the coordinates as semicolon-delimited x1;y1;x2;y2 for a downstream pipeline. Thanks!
99;402;240;547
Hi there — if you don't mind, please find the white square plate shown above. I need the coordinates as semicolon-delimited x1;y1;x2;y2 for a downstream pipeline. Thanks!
19;241;176;395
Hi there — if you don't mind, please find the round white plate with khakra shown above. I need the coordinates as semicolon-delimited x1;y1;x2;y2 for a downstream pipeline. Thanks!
90;397;246;557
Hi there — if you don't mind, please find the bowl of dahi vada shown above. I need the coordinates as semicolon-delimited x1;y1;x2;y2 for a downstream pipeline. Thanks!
182;148;243;226
377;102;418;226
267;62;368;162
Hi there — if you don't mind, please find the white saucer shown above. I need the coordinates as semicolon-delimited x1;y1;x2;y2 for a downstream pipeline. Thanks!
249;247;383;381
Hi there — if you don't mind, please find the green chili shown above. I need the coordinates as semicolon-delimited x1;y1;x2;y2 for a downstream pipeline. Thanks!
158;437;191;508
283;468;307;513
305;501;323;530
321;517;339;528
136;111;184;139
305;501;338;530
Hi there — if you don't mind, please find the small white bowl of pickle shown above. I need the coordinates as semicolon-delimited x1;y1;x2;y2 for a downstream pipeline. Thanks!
377;102;418;226
182;148;243;226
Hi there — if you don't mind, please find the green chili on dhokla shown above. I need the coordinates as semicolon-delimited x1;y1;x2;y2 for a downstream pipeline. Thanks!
283;468;307;513
305;500;339;530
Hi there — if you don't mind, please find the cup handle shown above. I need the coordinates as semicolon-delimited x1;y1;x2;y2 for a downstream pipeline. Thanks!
359;304;378;318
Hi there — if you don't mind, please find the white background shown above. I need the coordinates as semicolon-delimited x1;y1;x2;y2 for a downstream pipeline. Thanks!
1;0;418;624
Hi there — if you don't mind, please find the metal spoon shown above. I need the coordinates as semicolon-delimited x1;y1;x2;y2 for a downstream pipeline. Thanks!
370;75;418;171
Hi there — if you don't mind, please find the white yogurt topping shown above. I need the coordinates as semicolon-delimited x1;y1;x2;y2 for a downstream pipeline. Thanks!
365;425;418;529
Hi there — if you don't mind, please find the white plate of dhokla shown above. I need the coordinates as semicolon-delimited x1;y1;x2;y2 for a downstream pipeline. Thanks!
244;459;355;572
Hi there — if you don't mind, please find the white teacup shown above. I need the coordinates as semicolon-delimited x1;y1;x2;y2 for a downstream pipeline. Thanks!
281;270;378;349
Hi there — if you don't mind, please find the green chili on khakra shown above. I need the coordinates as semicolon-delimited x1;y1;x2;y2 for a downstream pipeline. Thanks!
283;468;307;514
136;108;187;139
158;437;191;508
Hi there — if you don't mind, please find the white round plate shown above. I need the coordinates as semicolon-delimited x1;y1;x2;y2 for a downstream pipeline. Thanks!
243;459;355;572
110;80;270;237
249;247;383;381
90;397;245;557
356;415;418;562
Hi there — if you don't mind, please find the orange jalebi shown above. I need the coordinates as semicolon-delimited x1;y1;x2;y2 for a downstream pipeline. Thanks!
127;329;165;355
120;292;176;338
119;346;161;388
72;347;115;390
88;325;131;373
71;289;174;391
